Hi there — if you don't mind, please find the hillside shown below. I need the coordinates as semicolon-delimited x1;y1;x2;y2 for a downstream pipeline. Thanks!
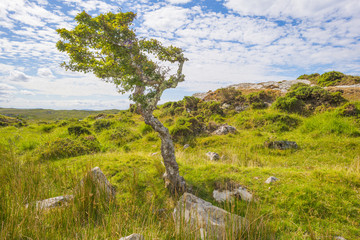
0;76;359;239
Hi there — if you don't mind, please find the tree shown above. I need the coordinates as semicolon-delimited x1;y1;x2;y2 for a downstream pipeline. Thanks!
56;11;187;194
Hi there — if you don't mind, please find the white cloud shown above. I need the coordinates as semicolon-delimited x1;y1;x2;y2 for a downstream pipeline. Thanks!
20;90;35;95
37;68;54;78
8;71;31;82
166;0;192;4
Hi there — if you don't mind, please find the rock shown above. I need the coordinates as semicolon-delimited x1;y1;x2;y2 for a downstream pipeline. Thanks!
150;152;158;156
119;233;144;240
212;124;237;135
78;167;116;200
221;103;231;109
335;236;346;240
206;152;220;161
183;144;190;150
25;195;74;210
213;187;252;203
264;140;298;150
235;105;249;112
173;193;246;240
265;176;278;184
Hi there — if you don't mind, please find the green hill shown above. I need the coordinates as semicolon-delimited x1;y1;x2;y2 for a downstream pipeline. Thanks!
1;84;359;239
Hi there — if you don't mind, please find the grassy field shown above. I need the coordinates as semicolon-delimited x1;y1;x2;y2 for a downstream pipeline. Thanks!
0;86;359;239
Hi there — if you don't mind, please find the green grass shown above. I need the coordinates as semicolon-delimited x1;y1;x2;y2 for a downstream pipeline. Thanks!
1;100;359;239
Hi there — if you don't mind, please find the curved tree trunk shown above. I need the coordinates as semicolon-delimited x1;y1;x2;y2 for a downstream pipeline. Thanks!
142;111;186;194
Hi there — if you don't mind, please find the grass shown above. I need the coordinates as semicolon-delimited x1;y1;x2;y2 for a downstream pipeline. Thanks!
0;98;359;239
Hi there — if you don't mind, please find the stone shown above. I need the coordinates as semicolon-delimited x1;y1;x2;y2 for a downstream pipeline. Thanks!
119;233;144;240
183;144;190;150
206;152;220;161
212;124;237;135
235;105;249;112
221;103;231;109
265;176;278;184
78;167;116;200
25;195;74;210
213;187;252;203
264;140;298;150
173;193;246;240
150;152;158;156
334;236;346;240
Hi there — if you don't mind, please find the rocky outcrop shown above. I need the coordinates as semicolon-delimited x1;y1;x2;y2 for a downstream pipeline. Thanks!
212;124;236;135
206;152;220;161
264;140;298;150
173;193;245;240
25;195;74;210
213;187;253;202
119;233;144;240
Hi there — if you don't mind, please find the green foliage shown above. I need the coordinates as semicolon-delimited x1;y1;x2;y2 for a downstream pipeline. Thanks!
68;125;91;136
204;87;246;104
337;102;360;117
94;119;113;132
317;71;345;87
298;71;360;87
39;136;100;160
40;124;56;133
139;123;153;135
273;85;347;114
0;114;25;127
108;127;140;146
169;116;205;143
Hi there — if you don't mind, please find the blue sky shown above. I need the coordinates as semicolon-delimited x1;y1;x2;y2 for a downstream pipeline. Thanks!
0;0;359;110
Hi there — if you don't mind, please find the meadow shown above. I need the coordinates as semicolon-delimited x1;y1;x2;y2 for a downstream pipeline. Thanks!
0;82;359;239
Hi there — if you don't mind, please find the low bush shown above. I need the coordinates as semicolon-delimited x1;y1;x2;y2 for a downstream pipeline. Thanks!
109;127;141;146
68;125;91;136
94;119;113;132
337;103;360;117
273;85;346;115
39;136;100;160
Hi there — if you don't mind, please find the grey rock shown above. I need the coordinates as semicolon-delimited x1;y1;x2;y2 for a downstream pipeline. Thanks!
235;105;249;112
265;176;278;184
25;195;74;210
183;144;190;150
150;152;158;156
119;233;144;240
264;140;298;150
173;193;246;240
213;124;236;135
213;187;252;203
206;152;220;161
334;236;346;240
78;167;116;200
221;103;231;109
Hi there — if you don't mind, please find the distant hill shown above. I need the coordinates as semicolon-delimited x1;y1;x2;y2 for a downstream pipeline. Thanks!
0;108;120;121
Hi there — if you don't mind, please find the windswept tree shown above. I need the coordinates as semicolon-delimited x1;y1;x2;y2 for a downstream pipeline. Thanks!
56;11;187;193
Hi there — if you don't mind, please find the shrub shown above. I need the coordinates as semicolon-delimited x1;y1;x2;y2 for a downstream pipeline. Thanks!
94;119;113;132
139;123;153;135
109;127;140;146
68;125;91;136
337;103;360;117
170;117;205;143
40;124;56;133
317;71;345;87
39;136;100;160
273;85;347;115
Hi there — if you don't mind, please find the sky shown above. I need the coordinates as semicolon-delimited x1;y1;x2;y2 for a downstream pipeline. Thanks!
0;0;360;110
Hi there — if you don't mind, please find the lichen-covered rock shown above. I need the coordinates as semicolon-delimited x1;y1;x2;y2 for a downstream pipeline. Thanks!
25;195;74;210
265;176;278;184
206;152;220;161
264;140;298;150
173;193;245;240
212;124;237;135
119;233;144;240
78;167;116;200
213;187;253;203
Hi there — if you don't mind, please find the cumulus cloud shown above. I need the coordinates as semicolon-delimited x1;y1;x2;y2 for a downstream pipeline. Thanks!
166;0;192;4
8;71;31;82
20;90;35;95
37;68;54;78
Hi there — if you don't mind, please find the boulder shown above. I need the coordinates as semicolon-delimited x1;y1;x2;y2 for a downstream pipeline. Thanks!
25;195;74;210
213;124;237;135
78;167;116;200
264;140;298;150
206;152;220;161
213;187;252;203
173;193;245;240
265;176;278;184
119;233;144;240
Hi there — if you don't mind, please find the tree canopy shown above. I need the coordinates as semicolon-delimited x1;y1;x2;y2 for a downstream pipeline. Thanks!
56;11;187;112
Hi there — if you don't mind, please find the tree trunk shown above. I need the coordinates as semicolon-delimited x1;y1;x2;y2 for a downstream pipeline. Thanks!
142;111;186;194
